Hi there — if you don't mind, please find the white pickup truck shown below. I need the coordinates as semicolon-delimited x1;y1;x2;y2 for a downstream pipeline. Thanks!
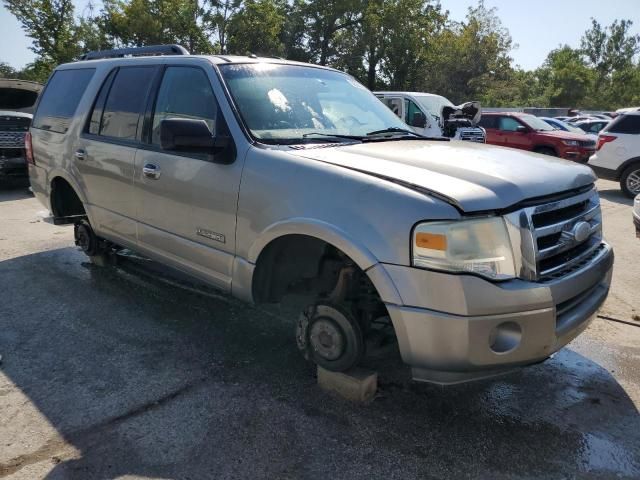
375;91;485;143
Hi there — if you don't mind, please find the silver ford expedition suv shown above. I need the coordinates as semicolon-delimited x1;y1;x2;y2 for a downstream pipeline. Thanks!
28;46;613;384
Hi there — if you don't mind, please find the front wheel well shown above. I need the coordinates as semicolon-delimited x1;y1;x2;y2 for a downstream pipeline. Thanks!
251;234;388;322
50;177;85;219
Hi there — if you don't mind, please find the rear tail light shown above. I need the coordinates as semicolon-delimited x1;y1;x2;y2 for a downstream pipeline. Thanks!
25;131;34;165
596;134;616;151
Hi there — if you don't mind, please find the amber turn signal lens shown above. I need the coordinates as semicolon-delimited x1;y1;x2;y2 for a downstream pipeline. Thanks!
415;232;447;250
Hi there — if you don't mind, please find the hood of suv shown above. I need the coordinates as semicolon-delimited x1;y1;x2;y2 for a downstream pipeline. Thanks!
0;79;42;114
288;140;596;212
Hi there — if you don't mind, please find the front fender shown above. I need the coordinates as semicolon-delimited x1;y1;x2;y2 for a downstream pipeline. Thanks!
247;217;379;270
233;218;403;306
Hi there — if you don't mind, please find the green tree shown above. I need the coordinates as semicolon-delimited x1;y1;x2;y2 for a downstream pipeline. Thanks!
3;0;79;64
227;0;285;56
427;1;513;103
103;0;213;53
206;0;242;54
539;46;592;107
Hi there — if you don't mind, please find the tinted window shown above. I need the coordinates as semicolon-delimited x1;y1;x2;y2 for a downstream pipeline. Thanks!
151;67;217;146
478;116;497;129
608;115;640;134
498;116;522;131
99;67;156;140
32;69;95;133
88;70;116;135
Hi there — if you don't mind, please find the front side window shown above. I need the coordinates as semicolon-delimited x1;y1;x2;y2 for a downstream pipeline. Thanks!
151;67;218;146
404;99;424;125
498;117;522;132
219;64;408;144
32;68;95;133
97;67;156;140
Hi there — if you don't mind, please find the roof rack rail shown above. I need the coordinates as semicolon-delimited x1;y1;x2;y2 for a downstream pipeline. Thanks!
79;44;189;61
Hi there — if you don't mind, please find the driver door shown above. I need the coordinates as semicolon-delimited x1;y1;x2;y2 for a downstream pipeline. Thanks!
134;65;242;291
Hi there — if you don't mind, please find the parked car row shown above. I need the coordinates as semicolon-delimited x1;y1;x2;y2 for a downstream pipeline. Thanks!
478;112;596;162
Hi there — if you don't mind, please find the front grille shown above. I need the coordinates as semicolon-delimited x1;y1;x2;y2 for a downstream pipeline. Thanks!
0;131;26;148
506;185;604;282
529;186;603;281
457;127;485;143
579;140;596;148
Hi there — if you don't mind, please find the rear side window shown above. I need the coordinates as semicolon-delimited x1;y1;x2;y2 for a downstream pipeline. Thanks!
32;69;95;133
92;67;156;141
478;116;497;129
608;115;640;134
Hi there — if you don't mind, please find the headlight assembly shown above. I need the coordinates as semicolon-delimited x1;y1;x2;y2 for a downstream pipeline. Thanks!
412;217;516;280
562;139;580;146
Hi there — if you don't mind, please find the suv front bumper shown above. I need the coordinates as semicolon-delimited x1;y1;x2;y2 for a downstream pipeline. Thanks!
371;242;613;384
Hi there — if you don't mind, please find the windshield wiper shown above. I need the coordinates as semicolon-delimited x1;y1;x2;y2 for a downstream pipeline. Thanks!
366;127;421;137
302;132;364;141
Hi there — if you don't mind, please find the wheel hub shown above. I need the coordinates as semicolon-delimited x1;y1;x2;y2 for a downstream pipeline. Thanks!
309;317;345;361
627;170;640;195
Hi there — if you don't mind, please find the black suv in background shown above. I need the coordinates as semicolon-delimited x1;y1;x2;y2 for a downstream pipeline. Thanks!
0;78;42;181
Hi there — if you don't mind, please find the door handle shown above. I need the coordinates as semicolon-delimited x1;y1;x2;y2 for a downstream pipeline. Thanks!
142;163;161;180
74;149;86;161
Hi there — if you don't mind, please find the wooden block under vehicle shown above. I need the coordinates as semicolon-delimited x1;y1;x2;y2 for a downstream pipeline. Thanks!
317;366;378;403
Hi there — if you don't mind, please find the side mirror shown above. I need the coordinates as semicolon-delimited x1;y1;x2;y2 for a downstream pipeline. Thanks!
410;112;427;128
515;125;529;134
160;118;230;154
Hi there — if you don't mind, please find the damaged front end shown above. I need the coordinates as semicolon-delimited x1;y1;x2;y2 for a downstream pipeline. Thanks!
0;79;42;179
441;101;486;143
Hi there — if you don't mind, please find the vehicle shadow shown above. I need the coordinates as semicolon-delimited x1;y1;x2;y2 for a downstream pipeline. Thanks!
0;248;638;479
598;187;634;206
0;179;32;201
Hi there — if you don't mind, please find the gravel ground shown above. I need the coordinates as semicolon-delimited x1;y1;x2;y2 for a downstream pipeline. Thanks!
0;178;638;479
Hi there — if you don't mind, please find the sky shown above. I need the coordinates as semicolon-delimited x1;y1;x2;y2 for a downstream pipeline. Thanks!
0;0;639;70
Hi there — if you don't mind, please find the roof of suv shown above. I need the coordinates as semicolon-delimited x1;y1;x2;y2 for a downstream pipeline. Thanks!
60;54;341;73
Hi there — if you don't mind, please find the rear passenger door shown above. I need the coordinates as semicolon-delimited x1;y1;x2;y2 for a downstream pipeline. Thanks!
478;115;500;145
77;66;159;245
134;65;242;291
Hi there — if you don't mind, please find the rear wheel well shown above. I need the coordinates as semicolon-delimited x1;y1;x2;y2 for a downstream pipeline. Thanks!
50;177;85;219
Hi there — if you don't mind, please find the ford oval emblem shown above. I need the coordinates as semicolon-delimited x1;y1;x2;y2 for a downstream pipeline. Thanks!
572;221;591;243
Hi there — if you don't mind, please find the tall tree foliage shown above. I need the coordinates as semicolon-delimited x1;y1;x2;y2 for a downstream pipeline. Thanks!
4;0;639;110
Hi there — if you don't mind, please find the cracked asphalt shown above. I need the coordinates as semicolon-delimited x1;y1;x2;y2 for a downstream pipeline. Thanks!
0;178;639;479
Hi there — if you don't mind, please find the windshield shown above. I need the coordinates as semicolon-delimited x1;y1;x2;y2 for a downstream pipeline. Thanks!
414;94;454;117
218;63;409;144
519;114;556;131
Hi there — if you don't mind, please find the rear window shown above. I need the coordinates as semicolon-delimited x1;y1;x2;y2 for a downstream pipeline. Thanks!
32;68;95;133
607;114;640;134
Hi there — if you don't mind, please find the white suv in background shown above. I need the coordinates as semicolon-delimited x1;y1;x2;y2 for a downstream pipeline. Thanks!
588;111;640;197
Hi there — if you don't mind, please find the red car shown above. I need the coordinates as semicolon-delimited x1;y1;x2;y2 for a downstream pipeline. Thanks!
478;112;596;162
